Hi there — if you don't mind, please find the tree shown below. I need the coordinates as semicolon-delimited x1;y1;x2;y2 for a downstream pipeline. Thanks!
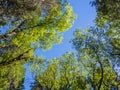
30;52;90;90
0;0;75;89
30;1;120;90
91;0;120;76
0;61;25;89
0;0;75;66
0;0;60;26
30;27;119;90
71;28;119;90
91;0;120;56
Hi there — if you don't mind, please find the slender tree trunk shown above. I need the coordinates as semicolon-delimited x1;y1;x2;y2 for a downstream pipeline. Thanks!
98;60;104;90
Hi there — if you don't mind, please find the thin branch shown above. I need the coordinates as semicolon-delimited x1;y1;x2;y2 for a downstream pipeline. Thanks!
0;44;16;49
0;20;26;39
0;48;32;66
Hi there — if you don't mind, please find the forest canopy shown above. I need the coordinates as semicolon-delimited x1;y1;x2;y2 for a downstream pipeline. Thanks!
0;0;75;89
0;0;120;90
0;0;75;66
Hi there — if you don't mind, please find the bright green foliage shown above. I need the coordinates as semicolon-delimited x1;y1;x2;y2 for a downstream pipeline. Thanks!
32;47;118;90
0;61;25;90
0;3;75;66
87;60;118;90
37;59;59;89
0;0;75;89
57;52;90;90
0;1;75;66
30;52;90;90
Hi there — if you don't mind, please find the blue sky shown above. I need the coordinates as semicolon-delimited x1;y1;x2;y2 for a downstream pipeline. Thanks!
24;0;96;89
34;0;96;60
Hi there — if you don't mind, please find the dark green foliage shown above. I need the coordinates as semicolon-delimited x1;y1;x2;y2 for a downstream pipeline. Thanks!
91;0;120;67
72;28;119;90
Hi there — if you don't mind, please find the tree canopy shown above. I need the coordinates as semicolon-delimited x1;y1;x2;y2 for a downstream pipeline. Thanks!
30;0;120;90
30;27;119;90
30;52;91;90
0;0;120;90
0;0;75;66
71;28;119;90
91;0;120;69
0;0;75;89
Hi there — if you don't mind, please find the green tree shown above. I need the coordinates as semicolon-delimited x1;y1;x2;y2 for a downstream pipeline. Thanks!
91;0;120;56
30;27;119;90
91;1;120;85
0;1;75;66
0;0;75;89
30;52;90;90
30;1;120;90
0;61;25;89
72;28;119;90
0;0;60;26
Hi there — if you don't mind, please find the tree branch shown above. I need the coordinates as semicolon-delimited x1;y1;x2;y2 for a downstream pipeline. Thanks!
0;44;16;49
0;48;32;66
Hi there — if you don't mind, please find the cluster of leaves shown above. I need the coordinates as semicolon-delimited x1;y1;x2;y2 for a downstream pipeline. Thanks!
71;28;119;90
0;61;25;89
91;0;120;56
30;52;90;90
0;0;61;26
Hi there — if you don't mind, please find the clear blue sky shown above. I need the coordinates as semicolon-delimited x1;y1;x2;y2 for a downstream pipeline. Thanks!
24;0;96;89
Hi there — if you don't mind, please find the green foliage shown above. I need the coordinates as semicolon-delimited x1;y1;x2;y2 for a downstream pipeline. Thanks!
0;61;25;89
91;0;120;20
31;48;118;90
71;27;119;90
0;0;75;66
91;0;120;55
1;0;120;89
30;52;90;90
0;3;75;66
0;0;61;25
30;1;120;90
0;0;75;89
